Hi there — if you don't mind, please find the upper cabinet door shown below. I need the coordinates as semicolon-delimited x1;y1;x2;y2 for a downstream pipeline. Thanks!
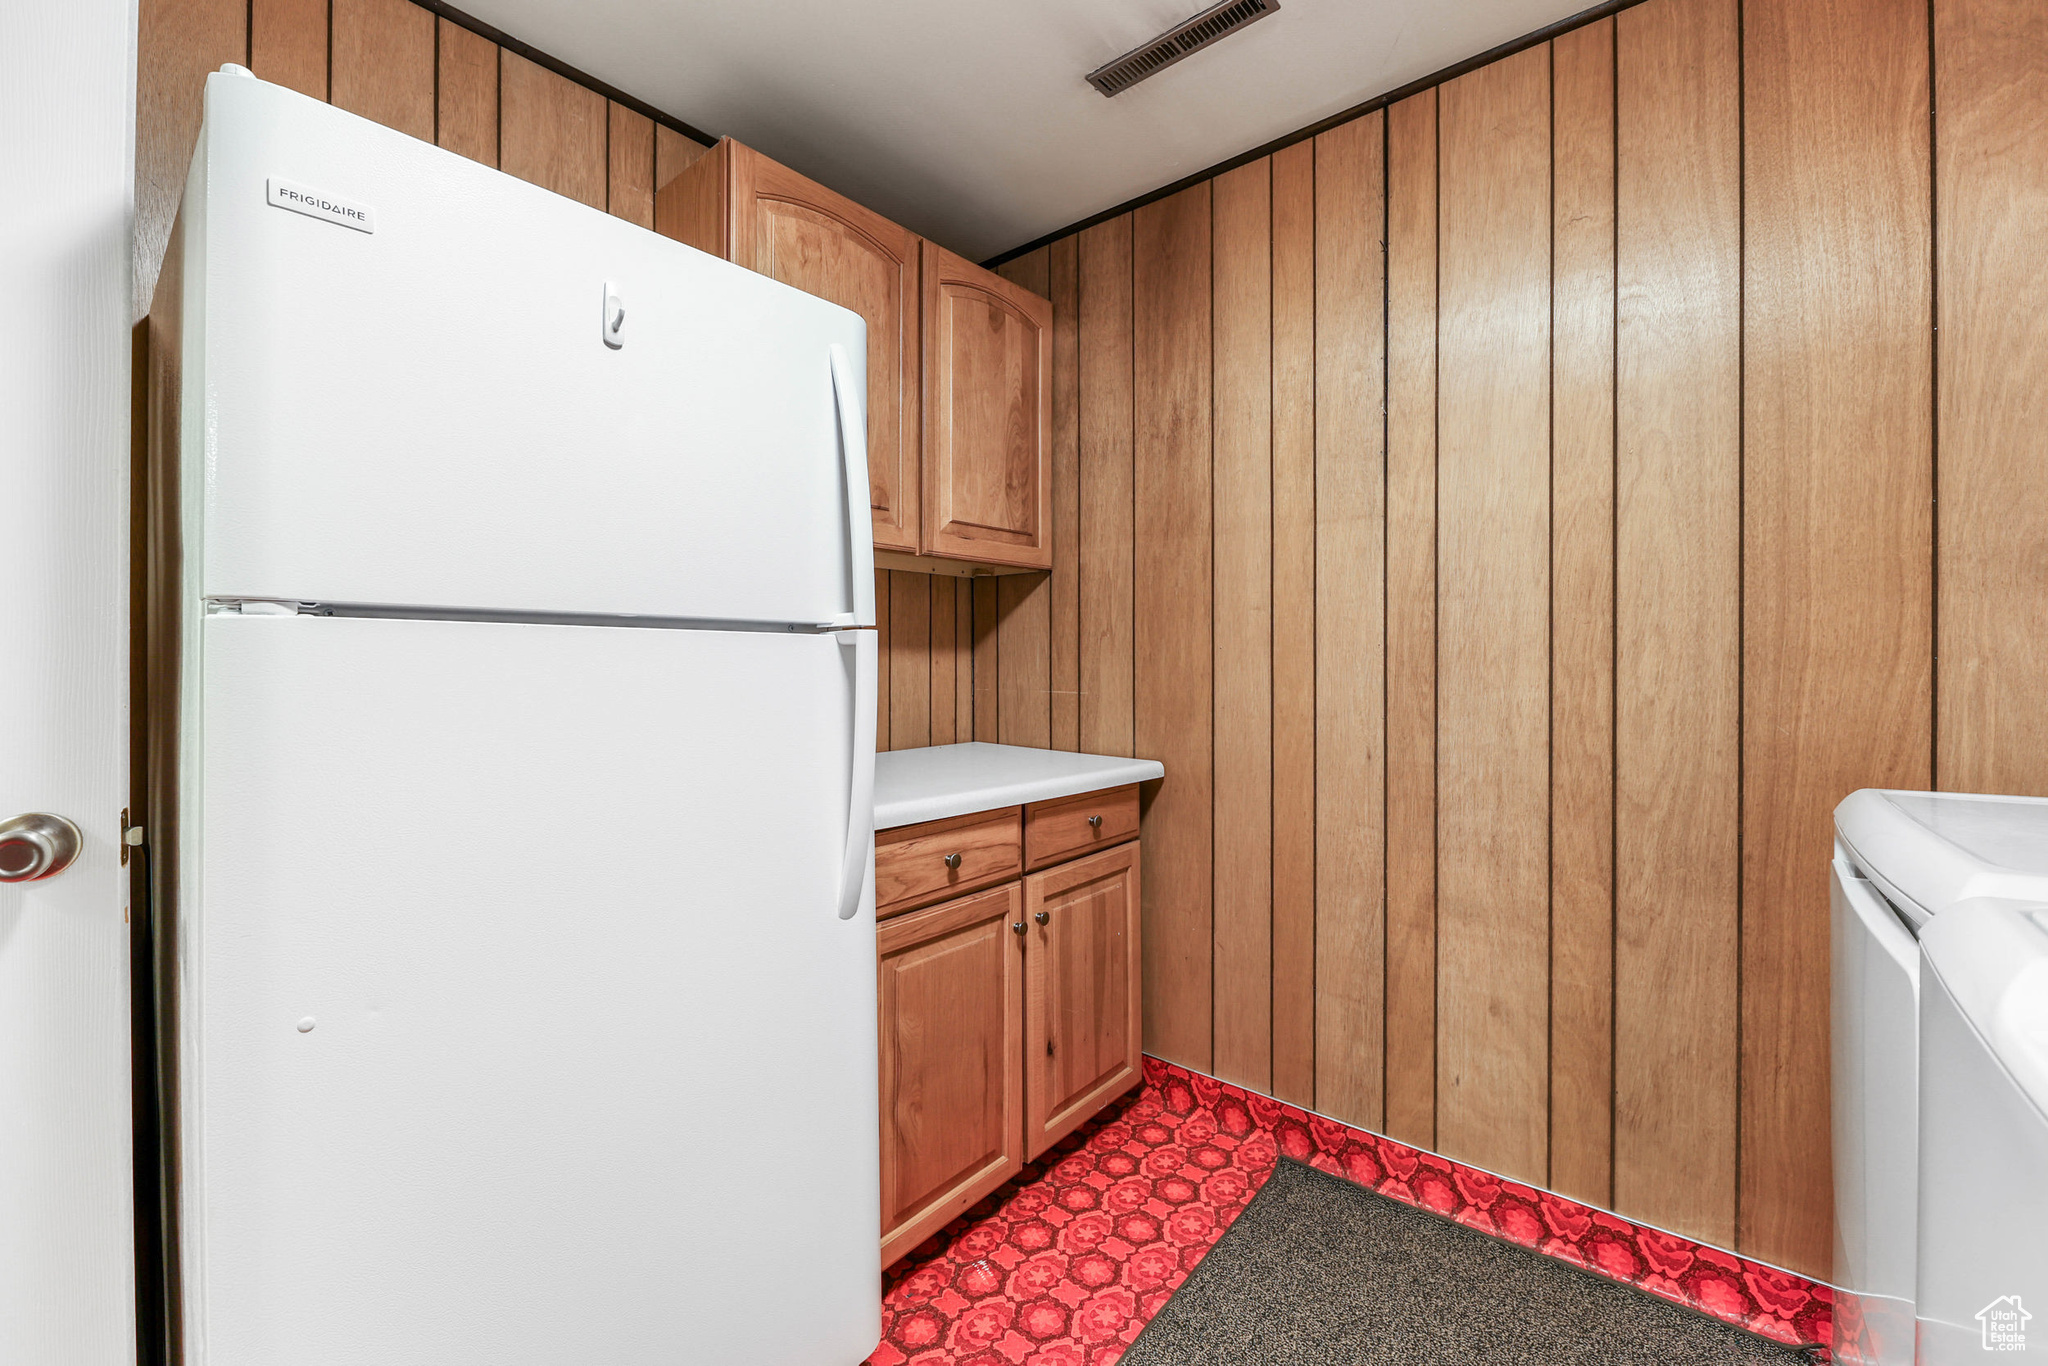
657;139;921;554
921;242;1053;569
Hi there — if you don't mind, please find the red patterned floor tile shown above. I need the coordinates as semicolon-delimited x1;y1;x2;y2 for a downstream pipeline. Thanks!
870;1058;1833;1365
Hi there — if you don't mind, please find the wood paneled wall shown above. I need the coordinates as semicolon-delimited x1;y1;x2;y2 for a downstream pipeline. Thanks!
134;0;711;316
915;0;2046;1281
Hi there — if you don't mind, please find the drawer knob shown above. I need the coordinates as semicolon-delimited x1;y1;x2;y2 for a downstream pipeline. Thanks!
1087;815;1103;830
1011;921;1027;936
1034;910;1050;926
943;852;963;870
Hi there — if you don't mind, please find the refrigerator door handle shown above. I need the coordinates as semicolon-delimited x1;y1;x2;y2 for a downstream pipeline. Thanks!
836;627;877;920
829;344;876;628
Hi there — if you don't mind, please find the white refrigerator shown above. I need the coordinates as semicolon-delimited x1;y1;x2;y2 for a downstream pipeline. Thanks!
158;69;881;1364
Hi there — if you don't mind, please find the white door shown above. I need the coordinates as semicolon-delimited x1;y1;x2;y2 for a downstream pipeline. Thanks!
185;615;879;1365
0;0;138;1363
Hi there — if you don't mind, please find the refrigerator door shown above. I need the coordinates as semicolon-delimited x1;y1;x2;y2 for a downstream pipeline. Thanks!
182;614;879;1365
188;72;871;626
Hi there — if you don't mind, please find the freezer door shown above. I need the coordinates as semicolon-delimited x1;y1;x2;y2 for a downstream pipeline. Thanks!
188;73;870;626
182;615;879;1365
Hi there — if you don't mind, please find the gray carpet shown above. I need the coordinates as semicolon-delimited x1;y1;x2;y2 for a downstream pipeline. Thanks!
1120;1159;1820;1365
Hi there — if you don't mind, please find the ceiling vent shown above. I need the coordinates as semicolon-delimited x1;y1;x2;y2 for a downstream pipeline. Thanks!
1085;0;1281;97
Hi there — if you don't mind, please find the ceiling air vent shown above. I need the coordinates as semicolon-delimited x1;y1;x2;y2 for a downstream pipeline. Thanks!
1085;0;1281;97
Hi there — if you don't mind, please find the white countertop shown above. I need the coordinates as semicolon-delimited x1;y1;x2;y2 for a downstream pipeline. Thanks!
873;742;1165;829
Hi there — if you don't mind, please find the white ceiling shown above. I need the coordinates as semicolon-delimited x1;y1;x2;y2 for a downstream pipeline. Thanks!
458;0;1590;262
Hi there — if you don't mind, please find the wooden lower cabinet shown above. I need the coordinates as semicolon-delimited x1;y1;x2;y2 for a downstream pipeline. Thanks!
878;881;1023;1268
1022;843;1143;1161
877;823;1144;1266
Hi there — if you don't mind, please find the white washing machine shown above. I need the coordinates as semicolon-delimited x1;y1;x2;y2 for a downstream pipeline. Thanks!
1831;790;2048;1366
1916;897;2048;1362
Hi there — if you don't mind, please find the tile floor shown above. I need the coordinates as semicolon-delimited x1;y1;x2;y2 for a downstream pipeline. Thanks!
867;1057;1833;1366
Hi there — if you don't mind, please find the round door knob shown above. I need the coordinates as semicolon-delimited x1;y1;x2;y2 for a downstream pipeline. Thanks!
1087;815;1103;830
1034;910;1050;926
0;813;83;883
943;853;963;870
1011;921;1027;936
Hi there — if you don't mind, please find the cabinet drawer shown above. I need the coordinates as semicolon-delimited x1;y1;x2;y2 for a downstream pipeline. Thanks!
1024;785;1140;871
875;807;1022;917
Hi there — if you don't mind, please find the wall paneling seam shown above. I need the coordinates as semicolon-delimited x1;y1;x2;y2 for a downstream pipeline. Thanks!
1925;0;1939;791
1606;9;1621;1215
1544;35;1557;1192
1730;0;1752;1251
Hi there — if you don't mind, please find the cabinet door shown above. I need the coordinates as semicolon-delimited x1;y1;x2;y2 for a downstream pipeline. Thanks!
921;241;1053;569
738;148;923;555
878;881;1024;1266
1022;843;1142;1161
659;139;922;553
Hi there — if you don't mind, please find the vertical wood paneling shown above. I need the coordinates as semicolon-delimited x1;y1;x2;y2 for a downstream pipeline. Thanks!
1270;139;1318;1109
889;571;932;750
1742;0;1932;1274
436;19;499;167
1615;0;1742;1248
1312;116;1388;1129
973;578;1001;742
134;0;245;315
607;102;656;228
1383;90;1439;1150
1434;48;1552;1186
500;49;607;209
1049;236;1083;753
251;0;329;100
955;581;975;736
1133;184;1213;1069
330;0;433;141
1211;158;1274;1092
1079;217;1137;760
1549;17;1617;1209
999;576;1053;748
1936;0;2048;797
930;577;958;746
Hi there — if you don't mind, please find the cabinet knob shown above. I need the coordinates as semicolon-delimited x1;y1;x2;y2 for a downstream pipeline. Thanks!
1011;921;1027;936
943;852;963;870
1034;910;1050;926
1087;815;1103;830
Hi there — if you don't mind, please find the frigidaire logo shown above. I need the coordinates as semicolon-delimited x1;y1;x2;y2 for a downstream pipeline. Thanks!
266;177;375;234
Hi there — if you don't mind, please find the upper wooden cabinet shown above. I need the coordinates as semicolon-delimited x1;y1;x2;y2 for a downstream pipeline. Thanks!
655;140;1051;572
656;138;922;553
920;242;1053;570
